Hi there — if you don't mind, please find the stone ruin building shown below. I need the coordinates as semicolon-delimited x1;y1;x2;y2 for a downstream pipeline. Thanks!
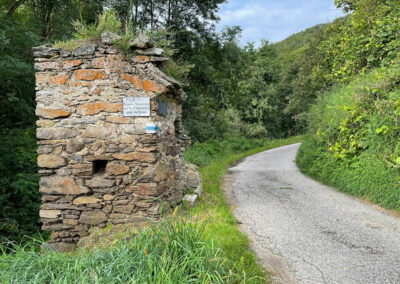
33;32;201;252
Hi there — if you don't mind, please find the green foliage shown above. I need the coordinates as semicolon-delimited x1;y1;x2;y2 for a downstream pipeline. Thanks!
0;16;39;129
0;219;259;283
297;62;400;212
184;135;302;167
276;0;400;130
0;13;42;244
108;0;225;40
319;1;400;84
183;29;292;141
152;29;194;84
0;127;40;243
72;9;122;39
274;24;328;59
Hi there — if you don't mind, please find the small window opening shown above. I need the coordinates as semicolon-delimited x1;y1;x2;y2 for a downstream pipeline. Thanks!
93;160;107;175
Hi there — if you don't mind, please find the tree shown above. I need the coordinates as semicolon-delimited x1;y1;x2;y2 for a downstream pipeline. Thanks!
107;0;225;39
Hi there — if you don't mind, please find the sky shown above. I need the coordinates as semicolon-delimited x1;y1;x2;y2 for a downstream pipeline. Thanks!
216;0;344;45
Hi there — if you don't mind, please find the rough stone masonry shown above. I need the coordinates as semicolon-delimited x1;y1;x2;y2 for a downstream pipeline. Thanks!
33;32;201;252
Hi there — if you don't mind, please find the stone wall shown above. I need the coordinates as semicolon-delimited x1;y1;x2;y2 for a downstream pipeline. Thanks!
34;32;200;252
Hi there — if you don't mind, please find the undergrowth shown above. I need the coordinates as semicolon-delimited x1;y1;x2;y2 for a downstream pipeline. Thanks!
297;61;400;212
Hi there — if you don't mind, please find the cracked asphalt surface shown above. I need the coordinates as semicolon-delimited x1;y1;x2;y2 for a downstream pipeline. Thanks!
224;143;400;284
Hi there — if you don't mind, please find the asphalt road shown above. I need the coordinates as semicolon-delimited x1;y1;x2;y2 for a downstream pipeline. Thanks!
223;143;400;284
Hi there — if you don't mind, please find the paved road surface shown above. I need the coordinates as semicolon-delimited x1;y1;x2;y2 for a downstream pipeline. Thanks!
223;143;400;284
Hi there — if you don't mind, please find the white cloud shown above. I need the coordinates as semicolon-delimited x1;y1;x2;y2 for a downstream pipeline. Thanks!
217;0;344;45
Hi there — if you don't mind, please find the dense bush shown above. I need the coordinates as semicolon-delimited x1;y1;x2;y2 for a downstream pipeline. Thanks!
297;62;400;212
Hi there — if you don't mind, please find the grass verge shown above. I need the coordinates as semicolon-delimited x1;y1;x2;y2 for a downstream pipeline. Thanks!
183;135;303;282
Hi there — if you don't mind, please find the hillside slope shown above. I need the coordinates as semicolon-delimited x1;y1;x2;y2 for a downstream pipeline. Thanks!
297;62;400;212
274;23;328;58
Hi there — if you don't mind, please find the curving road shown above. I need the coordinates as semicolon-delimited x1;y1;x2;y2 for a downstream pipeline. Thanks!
223;143;400;284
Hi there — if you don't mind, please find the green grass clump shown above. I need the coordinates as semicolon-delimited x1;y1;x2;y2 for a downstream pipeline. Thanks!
297;61;400;212
55;10;135;53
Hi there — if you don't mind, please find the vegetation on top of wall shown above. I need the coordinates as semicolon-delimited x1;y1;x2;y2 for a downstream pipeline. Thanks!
55;10;134;53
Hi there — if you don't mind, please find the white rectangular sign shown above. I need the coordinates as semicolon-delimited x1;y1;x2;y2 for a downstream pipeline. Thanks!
123;97;150;117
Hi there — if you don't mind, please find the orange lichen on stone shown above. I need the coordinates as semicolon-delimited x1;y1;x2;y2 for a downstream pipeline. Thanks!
36;73;70;85
91;57;105;69
77;102;122;115
121;73;144;89
143;79;165;93
107;54;125;72
36;108;71;119
92;88;104;95
74;69;105;81
35;61;61;71
133;56;150;63
63;59;83;69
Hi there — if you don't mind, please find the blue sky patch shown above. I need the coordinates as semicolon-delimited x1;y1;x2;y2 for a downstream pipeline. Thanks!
217;0;344;45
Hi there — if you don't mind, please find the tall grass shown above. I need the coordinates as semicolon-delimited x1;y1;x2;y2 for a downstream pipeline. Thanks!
0;219;248;283
56;10;135;53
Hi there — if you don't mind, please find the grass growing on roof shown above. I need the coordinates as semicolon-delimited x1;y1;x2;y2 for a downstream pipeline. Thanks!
55;9;135;53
